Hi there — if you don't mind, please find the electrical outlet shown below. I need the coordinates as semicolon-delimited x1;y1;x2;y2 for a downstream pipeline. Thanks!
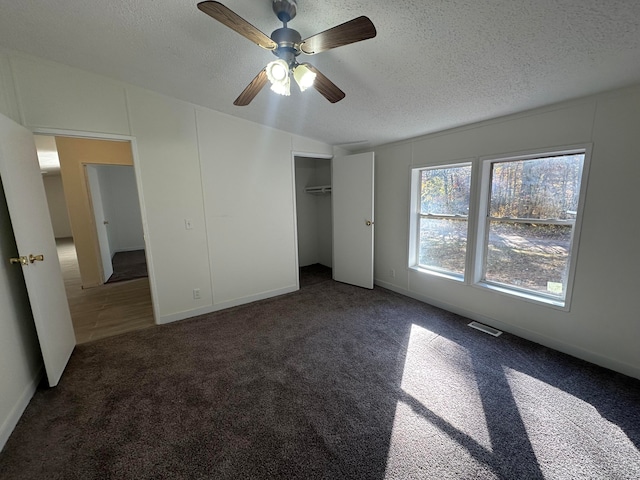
193;288;201;300
390;269;396;278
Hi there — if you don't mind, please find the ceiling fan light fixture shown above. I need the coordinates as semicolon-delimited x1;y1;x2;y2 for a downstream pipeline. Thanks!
293;63;316;92
270;75;291;96
266;59;288;82
266;59;291;96
197;1;376;105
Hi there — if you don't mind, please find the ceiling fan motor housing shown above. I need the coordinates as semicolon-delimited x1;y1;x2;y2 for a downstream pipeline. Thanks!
272;0;298;23
271;27;302;67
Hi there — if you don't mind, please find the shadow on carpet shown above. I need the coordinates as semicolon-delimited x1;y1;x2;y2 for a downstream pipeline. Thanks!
299;263;332;288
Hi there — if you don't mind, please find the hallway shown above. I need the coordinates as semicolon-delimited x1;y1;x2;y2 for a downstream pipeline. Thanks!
57;238;154;343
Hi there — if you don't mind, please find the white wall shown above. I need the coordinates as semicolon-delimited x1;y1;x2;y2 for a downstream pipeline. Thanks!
98;165;144;253
374;87;640;379
294;157;332;268
197;108;298;307
0;178;42;451
0;48;332;449
42;174;72;238
0;55;19;124
10;54;130;135
0;50;331;325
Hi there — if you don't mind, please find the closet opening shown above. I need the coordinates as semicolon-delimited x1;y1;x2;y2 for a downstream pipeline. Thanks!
294;155;333;287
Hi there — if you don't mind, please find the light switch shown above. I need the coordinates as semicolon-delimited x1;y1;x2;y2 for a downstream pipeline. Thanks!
185;219;193;230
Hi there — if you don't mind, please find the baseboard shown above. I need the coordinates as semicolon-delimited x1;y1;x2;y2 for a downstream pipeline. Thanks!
158;285;299;325
374;279;640;380
0;367;43;452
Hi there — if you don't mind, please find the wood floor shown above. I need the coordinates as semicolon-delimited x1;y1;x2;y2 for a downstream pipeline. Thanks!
57;238;155;344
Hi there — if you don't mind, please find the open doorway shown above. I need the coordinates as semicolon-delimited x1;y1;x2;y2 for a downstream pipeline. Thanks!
294;155;333;287
86;164;147;284
36;134;154;343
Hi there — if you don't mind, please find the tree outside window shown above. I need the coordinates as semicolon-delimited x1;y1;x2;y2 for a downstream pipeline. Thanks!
483;154;585;300
410;147;589;308
416;164;471;277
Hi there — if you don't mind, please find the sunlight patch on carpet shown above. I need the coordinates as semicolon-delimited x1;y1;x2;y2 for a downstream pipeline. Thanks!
384;324;494;477
384;399;496;479
503;366;640;479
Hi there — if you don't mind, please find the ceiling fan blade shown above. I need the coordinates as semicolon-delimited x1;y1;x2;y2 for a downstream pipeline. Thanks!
300;16;376;55
306;65;345;103
233;68;269;106
197;1;277;50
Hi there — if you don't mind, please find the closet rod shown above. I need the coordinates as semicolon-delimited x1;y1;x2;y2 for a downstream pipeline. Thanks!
304;185;331;195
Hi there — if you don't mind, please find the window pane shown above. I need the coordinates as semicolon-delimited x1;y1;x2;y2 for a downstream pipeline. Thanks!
419;218;467;275
490;154;584;220
485;221;572;297
421;166;472;215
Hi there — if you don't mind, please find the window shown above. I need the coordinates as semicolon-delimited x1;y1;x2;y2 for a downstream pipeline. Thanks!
479;152;585;304
410;146;589;308
411;163;472;279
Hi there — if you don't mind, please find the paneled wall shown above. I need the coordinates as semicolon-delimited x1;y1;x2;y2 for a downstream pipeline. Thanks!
10;55;130;135
0;49;332;323
0;48;332;447
373;87;640;378
197;108;298;307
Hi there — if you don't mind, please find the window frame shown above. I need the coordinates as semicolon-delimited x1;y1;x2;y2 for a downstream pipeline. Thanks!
472;145;591;309
409;160;474;282
409;144;591;310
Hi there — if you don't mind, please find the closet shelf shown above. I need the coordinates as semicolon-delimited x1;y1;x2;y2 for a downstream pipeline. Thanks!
304;185;331;195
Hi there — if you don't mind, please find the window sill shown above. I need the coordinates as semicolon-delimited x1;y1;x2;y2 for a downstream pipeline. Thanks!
409;265;465;283
408;270;572;311
473;281;569;311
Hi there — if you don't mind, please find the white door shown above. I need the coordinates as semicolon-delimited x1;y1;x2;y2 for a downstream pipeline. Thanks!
332;152;375;289
86;165;113;283
0;113;75;387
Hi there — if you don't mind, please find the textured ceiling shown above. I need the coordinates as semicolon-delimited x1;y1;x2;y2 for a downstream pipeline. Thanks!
1;1;640;149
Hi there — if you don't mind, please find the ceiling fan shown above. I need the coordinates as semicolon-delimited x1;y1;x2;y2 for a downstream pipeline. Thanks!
197;0;377;106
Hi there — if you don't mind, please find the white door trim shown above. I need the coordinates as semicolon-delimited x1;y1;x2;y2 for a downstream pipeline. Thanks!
31;128;159;324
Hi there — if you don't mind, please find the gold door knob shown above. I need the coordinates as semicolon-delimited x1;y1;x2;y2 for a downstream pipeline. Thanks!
9;256;28;265
29;254;44;263
366;220;374;226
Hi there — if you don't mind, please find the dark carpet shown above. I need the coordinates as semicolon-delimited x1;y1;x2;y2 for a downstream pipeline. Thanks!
106;249;147;284
1;265;639;479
